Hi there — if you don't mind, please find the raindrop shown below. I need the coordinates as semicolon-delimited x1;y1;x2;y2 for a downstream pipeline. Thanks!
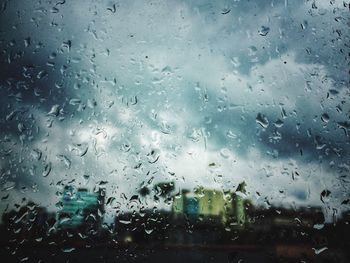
69;98;81;105
119;219;131;225
36;70;48;79
48;104;60;116
273;119;284;128
6;110;18;121
50;7;59;13
56;0;65;5
337;122;349;136
31;149;42;160
87;98;97;108
69;143;89;156
1;194;9;200
328;89;339;95
219;148;230;159
61;40;71;51
24;37;31;47
17;122;25;132
42;162;52;177
321;113;330;123
106;197;116;205
221;8;231;15
256;113;269;128
107;3;117;13
314;135;326;150
259;26;270;36
320;189;331;203
3;181;16;191
62;247;76;253
312;247;328;255
145;228;154;234
300;20;308;30
57;155;71;169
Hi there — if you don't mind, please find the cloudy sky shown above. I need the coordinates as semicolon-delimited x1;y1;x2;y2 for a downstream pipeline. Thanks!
0;0;349;222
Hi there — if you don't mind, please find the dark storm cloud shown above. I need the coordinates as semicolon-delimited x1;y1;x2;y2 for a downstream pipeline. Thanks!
182;0;349;84
0;0;88;195
153;0;349;167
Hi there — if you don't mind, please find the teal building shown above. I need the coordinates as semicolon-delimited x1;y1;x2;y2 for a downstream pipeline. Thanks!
58;186;104;229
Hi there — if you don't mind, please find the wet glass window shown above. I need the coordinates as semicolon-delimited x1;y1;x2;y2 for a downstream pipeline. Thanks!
0;0;349;262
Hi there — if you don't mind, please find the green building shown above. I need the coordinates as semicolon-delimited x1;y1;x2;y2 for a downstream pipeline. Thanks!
172;182;251;226
172;188;228;223
226;182;252;227
196;187;227;221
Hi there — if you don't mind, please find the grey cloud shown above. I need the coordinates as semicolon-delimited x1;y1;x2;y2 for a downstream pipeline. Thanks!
0;0;349;215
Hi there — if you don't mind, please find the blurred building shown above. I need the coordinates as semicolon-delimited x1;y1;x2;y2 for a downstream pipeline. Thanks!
172;184;250;225
226;182;253;227
173;189;226;222
58;186;105;231
195;187;226;219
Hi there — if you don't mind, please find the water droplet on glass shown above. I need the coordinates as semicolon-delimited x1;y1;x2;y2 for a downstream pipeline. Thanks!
259;26;270;36
36;70;47;79
321;113;330;123
42;162;52;177
48;105;60;116
62;247;76;253
312;247;328;255
256;113;269;128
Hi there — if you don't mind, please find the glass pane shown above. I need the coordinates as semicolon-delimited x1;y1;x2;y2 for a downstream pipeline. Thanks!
0;0;349;262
